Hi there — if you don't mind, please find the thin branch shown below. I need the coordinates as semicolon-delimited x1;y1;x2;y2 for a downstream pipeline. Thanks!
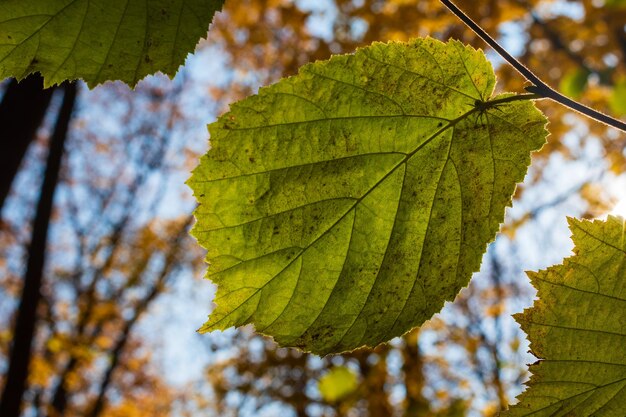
439;0;626;133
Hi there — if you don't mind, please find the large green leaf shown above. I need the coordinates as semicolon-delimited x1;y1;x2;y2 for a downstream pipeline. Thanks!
0;0;224;87
505;216;626;416
189;38;547;355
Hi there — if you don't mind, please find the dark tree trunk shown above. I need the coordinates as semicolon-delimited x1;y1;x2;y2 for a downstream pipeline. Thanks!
0;82;77;417
401;331;430;417
0;75;56;212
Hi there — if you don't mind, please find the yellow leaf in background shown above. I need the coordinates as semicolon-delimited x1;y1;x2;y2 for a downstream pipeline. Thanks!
318;366;359;403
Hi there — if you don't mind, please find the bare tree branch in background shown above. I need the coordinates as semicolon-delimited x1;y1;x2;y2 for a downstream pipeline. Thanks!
88;217;193;417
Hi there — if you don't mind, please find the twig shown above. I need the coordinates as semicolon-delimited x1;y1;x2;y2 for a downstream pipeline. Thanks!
440;0;626;133
481;92;542;107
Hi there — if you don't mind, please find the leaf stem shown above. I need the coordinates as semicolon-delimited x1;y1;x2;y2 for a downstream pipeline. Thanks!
484;93;543;106
439;0;626;133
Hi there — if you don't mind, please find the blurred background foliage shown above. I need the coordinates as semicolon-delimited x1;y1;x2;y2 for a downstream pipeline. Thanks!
0;0;625;416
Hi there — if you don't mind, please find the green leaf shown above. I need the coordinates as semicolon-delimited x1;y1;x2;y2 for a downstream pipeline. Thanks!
609;78;626;116
0;0;224;87
606;0;626;9
505;216;626;416
318;366;359;402
189;38;547;355
559;68;589;99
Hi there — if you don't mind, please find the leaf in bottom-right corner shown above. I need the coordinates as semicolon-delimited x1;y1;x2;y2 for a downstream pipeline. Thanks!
505;216;626;417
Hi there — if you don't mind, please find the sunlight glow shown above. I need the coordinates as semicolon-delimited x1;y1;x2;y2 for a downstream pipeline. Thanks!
610;194;626;218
